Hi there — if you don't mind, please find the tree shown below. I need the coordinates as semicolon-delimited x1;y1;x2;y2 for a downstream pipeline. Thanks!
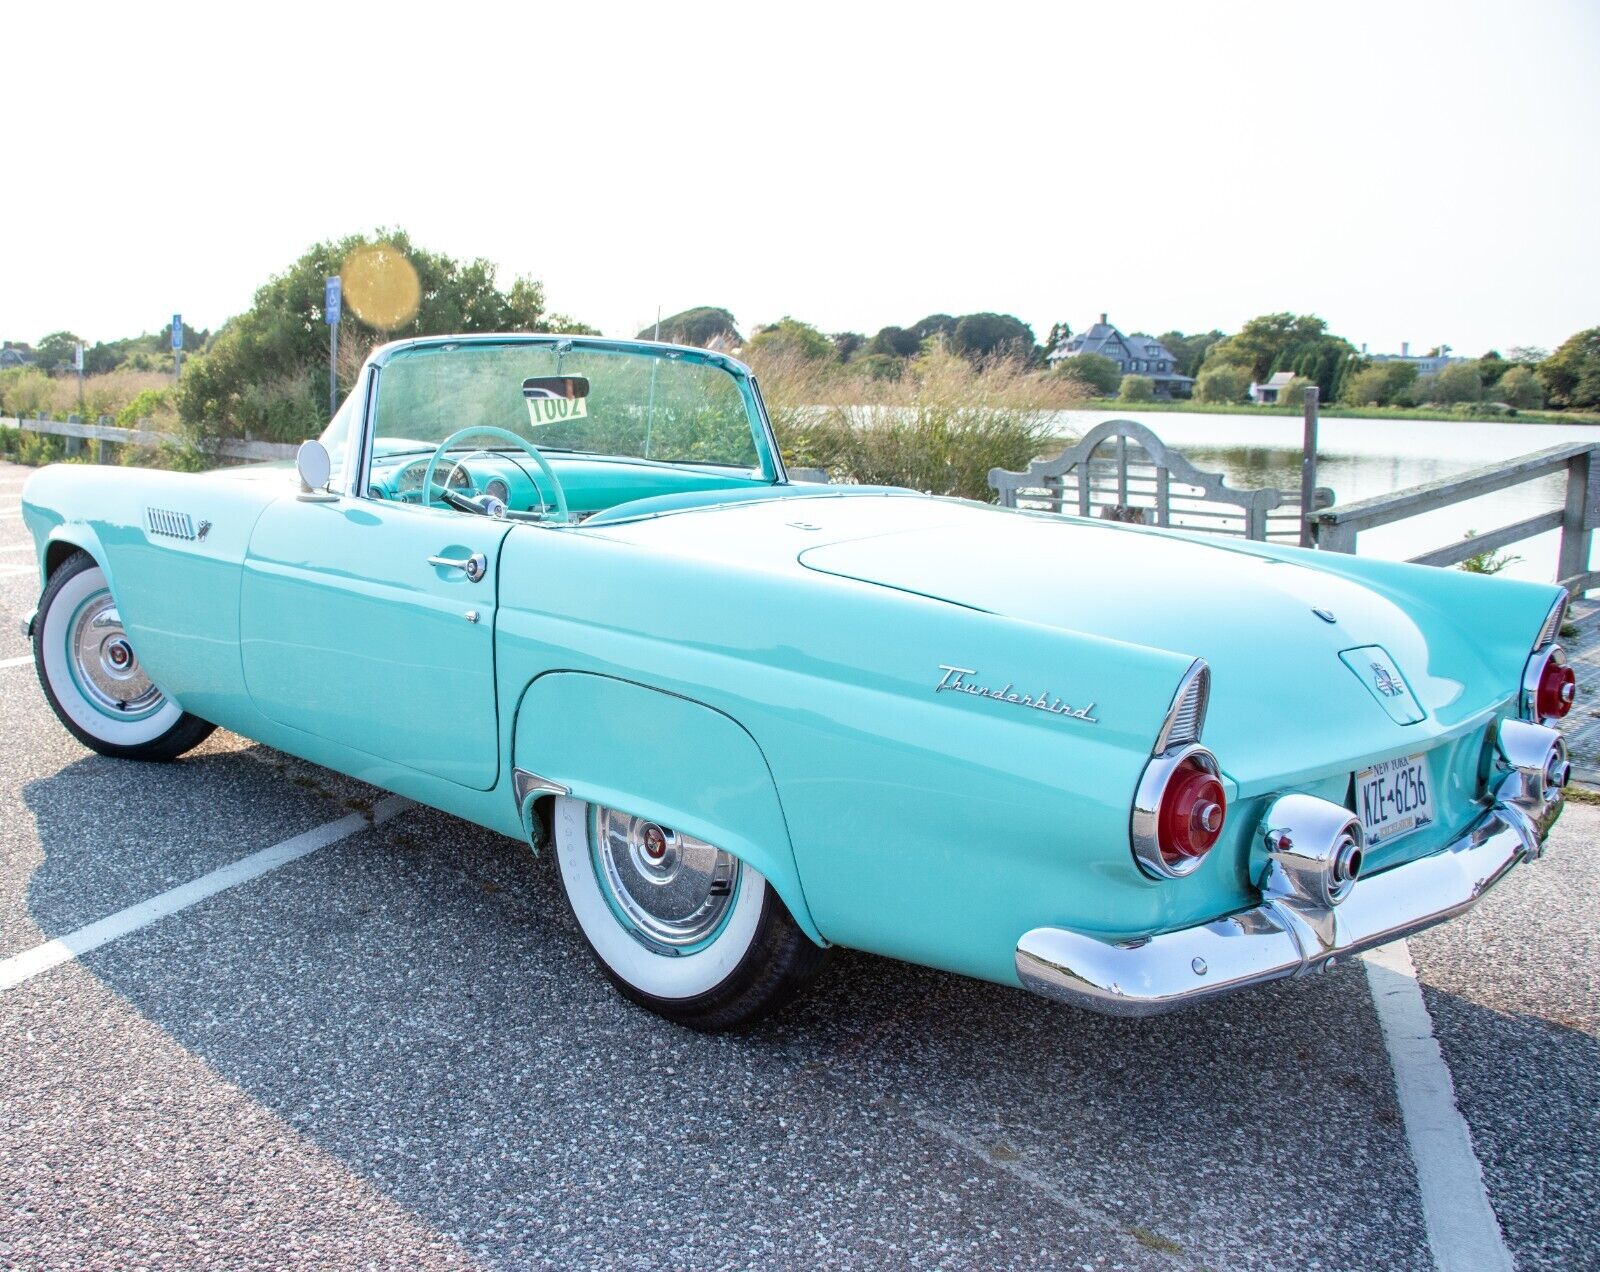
1055;352;1122;396
1475;351;1508;389
1340;360;1417;407
868;325;922;358
178;229;592;447
1044;321;1073;353
1274;338;1356;403
1193;363;1252;404
1118;374;1155;403
1539;328;1600;408
1159;330;1224;378
745;317;834;361
1204;313;1344;382
831;331;866;361
641;306;741;347
1432;362;1485;405
950;312;1035;361
910;314;959;343
32;331;84;374
1505;345;1548;365
1497;365;1545;409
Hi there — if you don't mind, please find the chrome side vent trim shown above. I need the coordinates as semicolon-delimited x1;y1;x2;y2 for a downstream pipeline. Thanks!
1535;594;1567;651
146;507;196;540
1153;659;1210;755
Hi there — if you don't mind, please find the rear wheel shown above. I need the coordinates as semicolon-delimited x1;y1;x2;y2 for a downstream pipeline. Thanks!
33;551;214;761
552;796;828;1030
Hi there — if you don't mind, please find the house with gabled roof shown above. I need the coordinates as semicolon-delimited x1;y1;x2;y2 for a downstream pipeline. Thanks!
0;343;36;370
1046;315;1194;399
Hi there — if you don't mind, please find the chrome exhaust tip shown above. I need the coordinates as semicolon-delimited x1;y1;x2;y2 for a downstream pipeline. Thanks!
1260;793;1367;910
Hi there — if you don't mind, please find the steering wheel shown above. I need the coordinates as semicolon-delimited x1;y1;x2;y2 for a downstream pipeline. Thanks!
421;426;570;524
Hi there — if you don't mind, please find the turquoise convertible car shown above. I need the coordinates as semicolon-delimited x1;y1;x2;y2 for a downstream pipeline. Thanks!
19;335;1576;1028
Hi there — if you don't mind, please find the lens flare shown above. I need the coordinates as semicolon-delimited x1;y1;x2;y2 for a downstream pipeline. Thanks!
340;244;421;330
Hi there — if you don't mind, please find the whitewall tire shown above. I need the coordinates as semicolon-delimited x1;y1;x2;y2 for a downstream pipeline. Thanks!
34;552;214;762
552;796;829;1030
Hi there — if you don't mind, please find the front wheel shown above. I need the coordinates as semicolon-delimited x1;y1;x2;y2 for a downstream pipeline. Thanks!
552;797;829;1030
33;551;215;762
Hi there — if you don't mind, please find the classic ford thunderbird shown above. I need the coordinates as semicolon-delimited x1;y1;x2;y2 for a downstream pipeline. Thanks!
19;335;1576;1028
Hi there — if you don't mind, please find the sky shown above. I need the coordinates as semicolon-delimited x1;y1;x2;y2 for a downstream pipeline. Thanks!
4;0;1599;357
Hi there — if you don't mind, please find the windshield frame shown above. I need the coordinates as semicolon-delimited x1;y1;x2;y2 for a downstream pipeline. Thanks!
333;334;787;504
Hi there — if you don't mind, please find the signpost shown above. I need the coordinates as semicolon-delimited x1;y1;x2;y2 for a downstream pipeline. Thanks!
324;277;342;416
74;342;85;413
171;314;183;384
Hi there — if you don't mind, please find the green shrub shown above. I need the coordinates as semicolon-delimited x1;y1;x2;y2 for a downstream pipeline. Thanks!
1118;374;1155;403
1194;363;1252;404
0;367;57;418
17;432;64;466
1054;352;1121;397
1278;375;1315;408
1341;362;1418;407
1459;529;1520;574
1498;365;1545;409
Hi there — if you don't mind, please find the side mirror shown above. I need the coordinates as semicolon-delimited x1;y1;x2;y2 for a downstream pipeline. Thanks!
295;440;338;502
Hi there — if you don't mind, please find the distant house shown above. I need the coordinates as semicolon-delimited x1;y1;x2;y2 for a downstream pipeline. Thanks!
1359;341;1465;378
1047;315;1194;398
0;343;35;370
1249;370;1299;405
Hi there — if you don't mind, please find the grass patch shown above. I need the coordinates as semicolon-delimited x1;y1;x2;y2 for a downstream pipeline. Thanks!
1128;1225;1185;1255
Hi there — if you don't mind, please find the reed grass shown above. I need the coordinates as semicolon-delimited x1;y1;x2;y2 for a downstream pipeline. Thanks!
750;344;1084;501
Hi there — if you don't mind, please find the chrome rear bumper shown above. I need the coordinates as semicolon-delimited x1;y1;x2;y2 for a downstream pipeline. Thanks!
1016;723;1565;1017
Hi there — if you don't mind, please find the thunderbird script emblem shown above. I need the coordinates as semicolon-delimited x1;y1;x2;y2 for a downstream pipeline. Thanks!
935;665;1098;724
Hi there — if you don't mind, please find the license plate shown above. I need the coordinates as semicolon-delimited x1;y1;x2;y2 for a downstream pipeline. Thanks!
1355;753;1434;847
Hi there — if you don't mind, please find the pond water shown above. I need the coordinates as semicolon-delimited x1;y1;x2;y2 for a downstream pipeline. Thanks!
1049;409;1600;584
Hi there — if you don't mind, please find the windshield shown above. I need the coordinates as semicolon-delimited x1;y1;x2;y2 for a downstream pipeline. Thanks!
356;340;765;471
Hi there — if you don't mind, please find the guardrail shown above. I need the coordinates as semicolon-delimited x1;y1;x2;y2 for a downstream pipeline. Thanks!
0;415;298;463
1310;441;1600;594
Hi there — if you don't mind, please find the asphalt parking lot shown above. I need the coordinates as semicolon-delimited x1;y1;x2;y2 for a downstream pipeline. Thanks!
0;458;1596;1271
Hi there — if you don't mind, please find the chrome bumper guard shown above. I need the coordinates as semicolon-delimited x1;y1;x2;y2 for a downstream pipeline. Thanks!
1016;720;1567;1017
19;609;36;639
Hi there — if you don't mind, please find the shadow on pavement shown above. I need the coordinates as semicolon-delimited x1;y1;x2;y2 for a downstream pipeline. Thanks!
23;758;1586;1268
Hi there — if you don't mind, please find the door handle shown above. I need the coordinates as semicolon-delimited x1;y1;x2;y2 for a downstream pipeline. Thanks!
428;551;488;582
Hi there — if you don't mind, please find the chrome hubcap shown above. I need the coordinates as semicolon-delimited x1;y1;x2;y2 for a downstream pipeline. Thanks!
70;594;162;716
592;807;740;951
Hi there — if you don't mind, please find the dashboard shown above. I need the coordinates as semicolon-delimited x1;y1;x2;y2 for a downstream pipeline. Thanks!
364;447;776;522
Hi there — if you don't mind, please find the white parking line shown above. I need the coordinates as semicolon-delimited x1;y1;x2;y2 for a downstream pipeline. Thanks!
0;543;35;553
0;563;33;577
0;655;31;670
0;794;412;992
1363;941;1512;1272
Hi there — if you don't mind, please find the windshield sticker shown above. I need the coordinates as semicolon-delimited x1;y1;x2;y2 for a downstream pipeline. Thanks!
524;393;588;427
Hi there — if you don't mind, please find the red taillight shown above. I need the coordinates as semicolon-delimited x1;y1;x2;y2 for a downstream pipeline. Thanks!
1157;755;1227;867
1537;656;1576;720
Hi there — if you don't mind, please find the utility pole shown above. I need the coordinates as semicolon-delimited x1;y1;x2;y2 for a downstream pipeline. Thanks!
74;341;85;413
171;313;183;384
1300;385;1320;548
324;277;342;416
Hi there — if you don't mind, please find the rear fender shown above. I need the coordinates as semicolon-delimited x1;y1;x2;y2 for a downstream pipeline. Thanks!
510;671;824;944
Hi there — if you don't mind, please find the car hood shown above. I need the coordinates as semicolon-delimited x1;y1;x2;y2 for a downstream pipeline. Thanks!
792;502;1530;789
